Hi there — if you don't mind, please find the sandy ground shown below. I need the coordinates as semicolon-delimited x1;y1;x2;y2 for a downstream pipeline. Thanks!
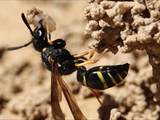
0;0;159;120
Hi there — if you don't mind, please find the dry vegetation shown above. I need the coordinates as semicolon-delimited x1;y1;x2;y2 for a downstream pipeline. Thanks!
85;0;160;119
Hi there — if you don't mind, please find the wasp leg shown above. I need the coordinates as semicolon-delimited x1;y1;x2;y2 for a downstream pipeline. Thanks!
88;49;95;59
89;88;103;105
75;53;103;67
48;33;51;40
46;23;53;45
75;49;108;67
74;49;95;59
47;33;53;45
75;59;98;67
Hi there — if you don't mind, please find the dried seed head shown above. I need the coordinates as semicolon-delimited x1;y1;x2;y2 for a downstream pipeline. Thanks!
26;7;56;33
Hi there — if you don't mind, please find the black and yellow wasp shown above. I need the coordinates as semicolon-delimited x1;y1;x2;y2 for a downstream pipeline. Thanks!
4;9;129;120
77;63;129;90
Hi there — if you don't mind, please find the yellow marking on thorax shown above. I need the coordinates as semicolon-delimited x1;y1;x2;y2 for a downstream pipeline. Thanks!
97;71;108;88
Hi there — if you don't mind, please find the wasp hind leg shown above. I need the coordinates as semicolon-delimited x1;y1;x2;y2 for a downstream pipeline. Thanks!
75;49;108;67
89;88;103;105
75;59;98;67
74;49;95;59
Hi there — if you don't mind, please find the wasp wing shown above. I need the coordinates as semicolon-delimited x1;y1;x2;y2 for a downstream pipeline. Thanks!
51;61;64;120
56;66;87;120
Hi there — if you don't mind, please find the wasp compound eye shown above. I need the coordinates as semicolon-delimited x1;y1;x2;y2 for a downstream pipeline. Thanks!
34;24;46;39
53;39;66;49
37;29;43;37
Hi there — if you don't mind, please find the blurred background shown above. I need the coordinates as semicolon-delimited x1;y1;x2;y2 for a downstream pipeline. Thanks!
0;1;156;120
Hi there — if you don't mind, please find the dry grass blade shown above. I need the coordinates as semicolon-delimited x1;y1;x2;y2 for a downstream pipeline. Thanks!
51;61;65;120
57;68;87;120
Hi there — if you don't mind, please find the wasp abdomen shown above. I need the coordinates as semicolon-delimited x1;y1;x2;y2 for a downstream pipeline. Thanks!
77;63;129;90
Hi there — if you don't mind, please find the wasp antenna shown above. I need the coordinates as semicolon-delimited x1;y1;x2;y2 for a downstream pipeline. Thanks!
21;13;34;36
6;40;32;51
5;13;34;52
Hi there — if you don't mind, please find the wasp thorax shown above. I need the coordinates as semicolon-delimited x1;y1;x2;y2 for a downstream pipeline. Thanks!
53;39;66;49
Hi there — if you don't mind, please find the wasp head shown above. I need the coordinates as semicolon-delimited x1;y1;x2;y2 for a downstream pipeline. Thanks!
21;13;50;52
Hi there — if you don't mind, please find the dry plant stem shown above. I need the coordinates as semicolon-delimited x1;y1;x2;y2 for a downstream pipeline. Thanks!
85;0;160;103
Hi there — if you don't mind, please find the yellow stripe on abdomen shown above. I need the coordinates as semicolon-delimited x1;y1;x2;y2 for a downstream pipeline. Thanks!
107;72;117;85
97;71;108;88
117;73;123;81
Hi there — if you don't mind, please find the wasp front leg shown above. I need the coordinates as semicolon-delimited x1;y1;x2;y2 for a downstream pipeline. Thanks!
74;49;97;67
75;59;98;67
47;33;53;45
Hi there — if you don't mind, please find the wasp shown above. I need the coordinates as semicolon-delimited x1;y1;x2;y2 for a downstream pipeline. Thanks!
77;63;129;90
4;11;87;120
4;9;130;120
